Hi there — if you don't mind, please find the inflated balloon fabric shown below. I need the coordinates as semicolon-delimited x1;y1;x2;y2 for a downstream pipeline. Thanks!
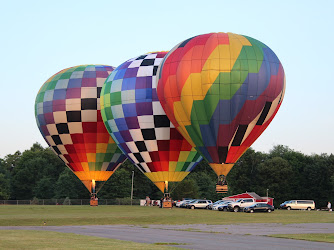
35;65;126;185
100;52;202;191
157;33;285;168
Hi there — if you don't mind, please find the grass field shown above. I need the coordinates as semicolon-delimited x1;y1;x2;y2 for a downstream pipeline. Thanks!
0;205;333;226
270;233;334;243
0;230;179;249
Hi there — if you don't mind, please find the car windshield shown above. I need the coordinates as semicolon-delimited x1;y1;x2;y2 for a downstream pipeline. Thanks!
236;199;242;202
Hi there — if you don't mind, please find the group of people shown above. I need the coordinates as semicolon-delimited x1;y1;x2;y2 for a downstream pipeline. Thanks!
145;196;172;208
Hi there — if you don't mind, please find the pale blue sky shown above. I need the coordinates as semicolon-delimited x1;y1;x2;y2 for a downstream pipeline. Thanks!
0;0;333;157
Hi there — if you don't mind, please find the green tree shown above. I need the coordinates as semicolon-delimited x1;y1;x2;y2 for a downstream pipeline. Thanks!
228;148;267;194
256;157;294;205
188;172;218;200
171;179;199;200
0;173;10;199
54;168;88;199
10;143;65;199
33;177;55;199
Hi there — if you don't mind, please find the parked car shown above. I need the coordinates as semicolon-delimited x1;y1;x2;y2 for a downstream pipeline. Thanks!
244;203;275;213
216;201;233;211
176;198;193;207
280;200;315;211
187;200;213;209
180;199;197;208
208;200;225;210
228;198;264;212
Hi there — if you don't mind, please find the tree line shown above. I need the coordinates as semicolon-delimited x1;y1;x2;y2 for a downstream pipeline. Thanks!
0;143;333;207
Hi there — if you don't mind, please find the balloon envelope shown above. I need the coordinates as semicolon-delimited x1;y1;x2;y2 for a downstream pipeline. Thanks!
35;65;127;194
100;52;202;192
157;33;286;177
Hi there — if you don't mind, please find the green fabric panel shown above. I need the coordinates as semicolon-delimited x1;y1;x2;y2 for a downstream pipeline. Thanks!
192;100;208;125
186;123;203;147
52;74;61;81
103;153;113;162
175;162;185;171
88;162;96;171
74;66;87;71
106;143;118;153
104;121;112;135
109;92;121;106
59;72;72;80
103;81;112;96
186;151;197;162
46;81;57;90
36;92;45;103
104;107;114;120
96;153;105;163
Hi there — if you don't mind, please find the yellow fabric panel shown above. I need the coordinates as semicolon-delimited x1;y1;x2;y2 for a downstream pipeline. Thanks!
162;172;170;181
144;172;153;181
157;171;165;182
144;171;190;183
169;161;177;172
174;100;191;124
209;163;234;176
100;95;104;108
178;151;190;162
96;143;108;153
86;153;96;162
74;171;113;181
81;162;89;172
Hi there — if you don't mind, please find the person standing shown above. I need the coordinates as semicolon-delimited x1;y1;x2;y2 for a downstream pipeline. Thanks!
328;201;332;211
145;196;151;206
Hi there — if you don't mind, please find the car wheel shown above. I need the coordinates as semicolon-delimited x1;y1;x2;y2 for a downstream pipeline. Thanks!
287;206;291;210
268;209;272;213
250;209;254;213
234;207;239;212
307;207;311;211
223;207;228;212
191;206;195;209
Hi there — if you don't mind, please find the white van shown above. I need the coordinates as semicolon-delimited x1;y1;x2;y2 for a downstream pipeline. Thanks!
280;200;315;211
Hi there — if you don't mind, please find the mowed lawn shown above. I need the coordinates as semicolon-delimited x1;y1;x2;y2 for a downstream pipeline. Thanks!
0;205;333;226
0;230;179;249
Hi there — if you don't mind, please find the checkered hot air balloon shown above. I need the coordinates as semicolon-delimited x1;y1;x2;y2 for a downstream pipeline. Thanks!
35;65;127;195
100;52;202;193
157;33;286;189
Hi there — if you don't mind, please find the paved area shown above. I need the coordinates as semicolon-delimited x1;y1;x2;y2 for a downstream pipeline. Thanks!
1;224;333;249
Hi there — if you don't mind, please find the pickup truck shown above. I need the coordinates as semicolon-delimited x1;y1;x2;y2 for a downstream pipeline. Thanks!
228;198;265;212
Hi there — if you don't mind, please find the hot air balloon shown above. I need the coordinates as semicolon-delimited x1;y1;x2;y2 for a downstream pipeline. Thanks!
157;33;286;193
35;65;127;199
100;52;202;193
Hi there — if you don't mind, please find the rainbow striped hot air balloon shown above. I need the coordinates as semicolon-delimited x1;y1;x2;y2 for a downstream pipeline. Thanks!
157;33;285;190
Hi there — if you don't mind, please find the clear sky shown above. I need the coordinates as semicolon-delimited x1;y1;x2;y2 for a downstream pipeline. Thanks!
0;0;333;157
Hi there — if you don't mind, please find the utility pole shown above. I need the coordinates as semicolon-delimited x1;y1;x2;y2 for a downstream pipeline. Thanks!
131;171;134;205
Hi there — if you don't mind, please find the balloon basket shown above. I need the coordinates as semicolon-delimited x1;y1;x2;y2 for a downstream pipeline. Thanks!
163;201;173;208
90;200;98;206
90;193;98;206
216;184;228;194
162;193;173;208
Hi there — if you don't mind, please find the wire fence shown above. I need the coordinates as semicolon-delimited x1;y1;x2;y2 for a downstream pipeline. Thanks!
0;198;141;206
